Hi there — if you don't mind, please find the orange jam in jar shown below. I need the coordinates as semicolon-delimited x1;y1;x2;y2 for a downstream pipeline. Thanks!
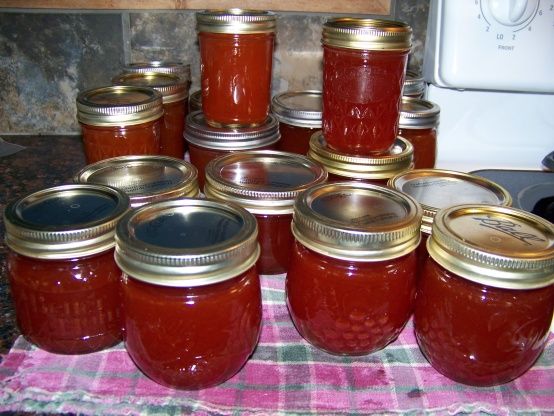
204;150;327;275
73;155;199;208
185;111;280;190
322;18;412;154
286;182;422;355
77;85;164;163
415;205;554;386
308;131;413;185
4;184;130;354
113;72;189;159
197;9;276;128
398;97;440;169
115;198;261;390
271;91;322;155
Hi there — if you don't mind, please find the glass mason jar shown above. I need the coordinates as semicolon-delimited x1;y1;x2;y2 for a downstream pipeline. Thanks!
388;169;512;278
115;198;261;390
112;72;189;159
308;131;413;185
197;9;276;128
204;150;327;275
322;18;412;154
286;182;422;355
402;69;426;98
77;85;164;163
73;155;199;208
4;184;130;354
184;111;280;190
398;97;440;169
271;90;322;155
415;204;554;386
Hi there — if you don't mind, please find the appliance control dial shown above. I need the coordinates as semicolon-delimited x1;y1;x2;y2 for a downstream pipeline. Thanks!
486;0;538;26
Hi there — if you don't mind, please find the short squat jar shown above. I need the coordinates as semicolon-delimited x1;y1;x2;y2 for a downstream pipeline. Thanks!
308;131;413;185
77;85;164;163
286;182;422;355
204;150;327;275
4;184;130;354
271;91;322;155
185;111;280;190
113;72;189;159
398;97;440;169
74;155;199;208
414;204;554;386
322;18;412;154
116;198;262;390
197;9;276;127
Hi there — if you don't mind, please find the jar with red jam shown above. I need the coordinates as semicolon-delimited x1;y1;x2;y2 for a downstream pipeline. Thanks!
115;198;261;390
184;111;280;190
398;97;440;169
73;155;199;208
322;18;412;154
4;184;130;354
197;9;276;128
204;150;327;275
308;131;413;185
112;72;189;159
402;69;426;98
415;204;554;386
286;182;422;355
388;169;512;277
77;85;164;163
271;91;322;155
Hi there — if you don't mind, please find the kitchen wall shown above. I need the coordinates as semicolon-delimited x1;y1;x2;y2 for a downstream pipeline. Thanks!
0;1;429;135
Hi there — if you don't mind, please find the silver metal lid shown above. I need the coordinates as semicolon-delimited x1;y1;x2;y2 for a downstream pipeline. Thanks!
184;111;281;150
189;90;202;112
389;169;512;235
292;182;422;261
112;72;188;104
428;204;554;289
271;91;322;129
308;132;413;181
73;155;199;207
76;85;164;127
398;97;440;129
4;184;130;259
123;61;191;84
403;70;425;98
115;198;260;287
196;9;276;34
204;151;328;214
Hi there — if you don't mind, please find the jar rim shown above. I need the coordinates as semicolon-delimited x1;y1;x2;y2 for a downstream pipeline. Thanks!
112;72;188;104
197;9;276;34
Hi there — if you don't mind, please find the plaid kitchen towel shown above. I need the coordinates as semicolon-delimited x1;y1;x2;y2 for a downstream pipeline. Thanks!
1;274;553;415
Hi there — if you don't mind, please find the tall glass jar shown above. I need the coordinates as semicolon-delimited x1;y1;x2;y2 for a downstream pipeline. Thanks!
286;182;422;355
115;198;261;389
77;85;164;163
271;91;322;155
197;9;276;128
4;184;130;354
322;18;412;154
415;204;554;386
204;150;327;275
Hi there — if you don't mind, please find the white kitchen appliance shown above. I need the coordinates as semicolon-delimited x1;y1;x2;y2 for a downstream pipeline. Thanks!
423;0;554;172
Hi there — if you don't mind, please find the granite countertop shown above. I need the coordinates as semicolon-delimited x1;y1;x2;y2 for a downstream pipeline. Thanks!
0;135;86;355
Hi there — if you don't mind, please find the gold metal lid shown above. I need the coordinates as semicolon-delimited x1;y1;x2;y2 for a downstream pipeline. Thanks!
115;198;260;287
76;85;164;127
4;184;130;259
322;17;412;51
73;155;199;208
388;169;512;235
184;111;280;150
398;97;440;129
428;204;554;289
123;61;191;84
308;132;414;181
403;70;425;97
189;90;202;112
204;150;328;215
292;182;422;261
271;91;322;129
197;9;276;34
112;72;188;104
